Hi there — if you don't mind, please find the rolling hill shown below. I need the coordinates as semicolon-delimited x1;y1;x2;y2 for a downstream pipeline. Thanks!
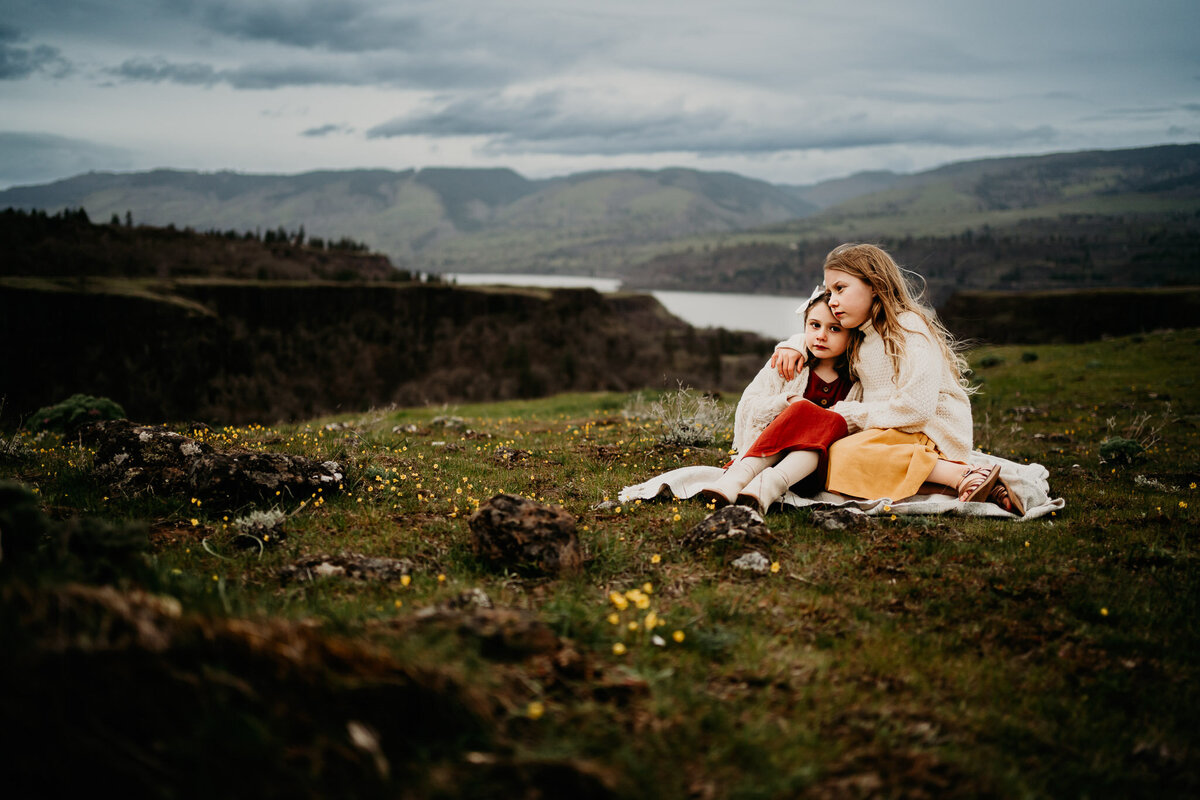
2;143;1197;285
0;166;818;276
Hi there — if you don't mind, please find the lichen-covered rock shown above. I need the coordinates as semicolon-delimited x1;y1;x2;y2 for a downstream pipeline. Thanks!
682;505;773;554
468;493;582;576
79;419;342;506
278;551;415;584
809;508;871;532
731;551;772;574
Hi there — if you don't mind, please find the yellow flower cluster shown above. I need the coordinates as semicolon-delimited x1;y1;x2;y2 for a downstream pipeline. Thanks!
605;583;684;655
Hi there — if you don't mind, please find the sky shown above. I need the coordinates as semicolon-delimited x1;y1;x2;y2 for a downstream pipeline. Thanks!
2;0;1198;190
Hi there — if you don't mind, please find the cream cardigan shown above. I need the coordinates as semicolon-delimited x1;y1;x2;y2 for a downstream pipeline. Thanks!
775;311;973;461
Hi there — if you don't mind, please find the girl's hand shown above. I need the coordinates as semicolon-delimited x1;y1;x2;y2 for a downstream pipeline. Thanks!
770;347;805;381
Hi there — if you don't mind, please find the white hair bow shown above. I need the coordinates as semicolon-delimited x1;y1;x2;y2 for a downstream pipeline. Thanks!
794;284;825;316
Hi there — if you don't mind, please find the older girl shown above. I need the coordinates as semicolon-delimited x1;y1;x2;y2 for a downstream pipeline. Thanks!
773;243;1021;513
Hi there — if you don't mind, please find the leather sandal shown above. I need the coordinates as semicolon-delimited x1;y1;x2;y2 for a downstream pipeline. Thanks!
956;464;1000;504
988;477;1025;516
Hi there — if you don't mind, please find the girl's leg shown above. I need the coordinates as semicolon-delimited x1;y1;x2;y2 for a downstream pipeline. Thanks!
700;455;777;505
737;450;820;514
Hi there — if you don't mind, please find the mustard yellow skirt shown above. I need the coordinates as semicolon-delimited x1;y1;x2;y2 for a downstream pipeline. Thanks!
826;428;941;501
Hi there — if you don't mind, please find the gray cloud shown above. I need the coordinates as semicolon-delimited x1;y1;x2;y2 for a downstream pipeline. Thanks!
0;26;71;79
104;49;531;91
301;123;353;137
109;57;218;86
0;131;133;188
177;0;422;53
368;92;1056;156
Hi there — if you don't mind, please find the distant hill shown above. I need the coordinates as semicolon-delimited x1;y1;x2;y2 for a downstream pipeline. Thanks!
0;166;818;276
625;213;1200;306
779;170;902;210
0;207;403;282
778;143;1200;239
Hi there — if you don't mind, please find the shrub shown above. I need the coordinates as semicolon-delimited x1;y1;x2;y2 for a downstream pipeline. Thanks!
1021;351;1039;363
979;354;1004;368
1100;436;1145;464
644;386;730;447
28;394;126;433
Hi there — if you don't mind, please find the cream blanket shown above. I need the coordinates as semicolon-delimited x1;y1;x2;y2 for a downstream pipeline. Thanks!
619;452;1065;520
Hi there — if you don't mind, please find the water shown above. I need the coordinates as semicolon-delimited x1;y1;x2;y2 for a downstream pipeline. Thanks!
444;273;808;341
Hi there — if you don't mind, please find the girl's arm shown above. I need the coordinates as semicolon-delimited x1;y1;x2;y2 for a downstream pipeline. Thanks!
732;360;806;454
830;321;942;433
770;332;807;380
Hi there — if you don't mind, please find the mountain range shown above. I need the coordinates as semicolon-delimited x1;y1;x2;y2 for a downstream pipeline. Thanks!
1;143;1198;278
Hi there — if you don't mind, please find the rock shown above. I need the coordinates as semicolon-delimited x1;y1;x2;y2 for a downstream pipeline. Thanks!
392;423;420;434
411;605;561;659
682;505;773;553
278;551;415;584
810;508;871;532
491;446;531;466
430;415;467;430
446;587;494;610
731;551;772;574
79;419;342;506
468;494;583;576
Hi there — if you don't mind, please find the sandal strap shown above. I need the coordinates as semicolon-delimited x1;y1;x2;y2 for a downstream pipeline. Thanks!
988;482;1013;512
957;464;1000;503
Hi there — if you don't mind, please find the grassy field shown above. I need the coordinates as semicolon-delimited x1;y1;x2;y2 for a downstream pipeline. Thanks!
2;329;1199;798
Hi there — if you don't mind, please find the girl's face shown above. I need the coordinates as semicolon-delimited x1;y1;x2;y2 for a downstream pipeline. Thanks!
805;302;850;361
824;268;875;328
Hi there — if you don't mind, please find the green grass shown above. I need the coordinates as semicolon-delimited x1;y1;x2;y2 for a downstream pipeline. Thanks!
2;330;1199;797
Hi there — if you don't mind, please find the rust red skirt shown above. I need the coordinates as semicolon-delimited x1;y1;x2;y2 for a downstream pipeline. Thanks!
742;400;849;475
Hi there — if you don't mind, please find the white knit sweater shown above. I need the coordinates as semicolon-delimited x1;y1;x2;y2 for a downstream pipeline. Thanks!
731;359;862;455
775;311;973;461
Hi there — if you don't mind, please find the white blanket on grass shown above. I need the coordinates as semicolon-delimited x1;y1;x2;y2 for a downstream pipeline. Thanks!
619;452;1065;520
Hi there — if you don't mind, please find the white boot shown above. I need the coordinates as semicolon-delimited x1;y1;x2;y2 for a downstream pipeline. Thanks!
736;451;820;514
736;467;793;514
699;457;771;506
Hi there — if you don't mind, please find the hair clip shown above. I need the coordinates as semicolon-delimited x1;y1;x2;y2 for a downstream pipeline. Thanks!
795;284;825;315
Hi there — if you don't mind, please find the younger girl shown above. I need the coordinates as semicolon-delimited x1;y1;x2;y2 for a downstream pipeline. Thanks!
701;289;858;513
774;243;1021;514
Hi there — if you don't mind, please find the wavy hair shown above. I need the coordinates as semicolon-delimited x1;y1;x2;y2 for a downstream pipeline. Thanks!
823;243;973;391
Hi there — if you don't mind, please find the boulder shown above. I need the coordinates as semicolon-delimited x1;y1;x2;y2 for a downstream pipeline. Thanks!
80;419;342;506
682;505;774;554
468;494;582;576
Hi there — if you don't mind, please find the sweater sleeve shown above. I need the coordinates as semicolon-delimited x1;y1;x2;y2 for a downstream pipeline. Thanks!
732;361;807;454
775;332;806;352
830;319;942;434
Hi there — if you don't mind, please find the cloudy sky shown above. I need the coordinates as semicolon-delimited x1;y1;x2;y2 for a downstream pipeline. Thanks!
2;0;1197;189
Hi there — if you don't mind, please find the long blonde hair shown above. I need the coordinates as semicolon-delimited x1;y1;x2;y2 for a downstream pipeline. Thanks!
824;243;972;390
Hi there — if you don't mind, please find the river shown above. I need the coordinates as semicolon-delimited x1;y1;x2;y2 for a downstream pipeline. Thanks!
444;273;810;341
